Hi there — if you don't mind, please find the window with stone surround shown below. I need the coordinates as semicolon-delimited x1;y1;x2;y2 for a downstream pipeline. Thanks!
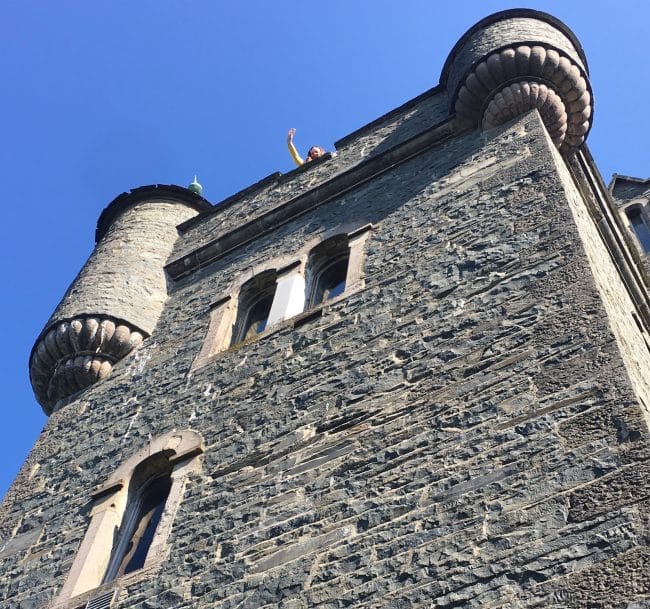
192;225;372;369
231;269;278;345
625;205;650;254
53;431;203;608
101;456;173;582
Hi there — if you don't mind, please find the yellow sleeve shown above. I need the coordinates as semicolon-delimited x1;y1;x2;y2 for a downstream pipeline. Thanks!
287;140;304;166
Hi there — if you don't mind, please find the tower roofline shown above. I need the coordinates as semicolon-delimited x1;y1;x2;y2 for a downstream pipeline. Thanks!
609;174;650;191
440;8;590;86
96;184;213;243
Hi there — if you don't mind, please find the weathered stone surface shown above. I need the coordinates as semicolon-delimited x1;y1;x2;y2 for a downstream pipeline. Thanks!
30;316;144;412
3;108;649;609
4;10;650;609
442;11;588;104
0;527;42;560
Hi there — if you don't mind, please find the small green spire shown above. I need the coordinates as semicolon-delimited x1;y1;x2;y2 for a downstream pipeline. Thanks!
188;175;203;196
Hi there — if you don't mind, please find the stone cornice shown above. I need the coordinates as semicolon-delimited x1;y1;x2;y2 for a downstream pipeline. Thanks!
165;117;457;281
29;315;145;414
454;45;592;150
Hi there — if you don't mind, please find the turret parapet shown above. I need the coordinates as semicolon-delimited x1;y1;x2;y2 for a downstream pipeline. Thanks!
442;9;593;151
30;315;144;412
95;184;211;243
30;185;212;414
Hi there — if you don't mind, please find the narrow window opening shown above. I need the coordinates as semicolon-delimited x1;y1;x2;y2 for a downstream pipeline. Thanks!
232;270;277;346
239;291;275;340
103;454;173;584
307;236;350;308
121;476;171;575
312;257;349;305
626;207;650;253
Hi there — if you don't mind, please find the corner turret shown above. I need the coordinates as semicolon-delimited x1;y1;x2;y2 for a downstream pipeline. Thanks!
441;9;593;151
29;185;212;414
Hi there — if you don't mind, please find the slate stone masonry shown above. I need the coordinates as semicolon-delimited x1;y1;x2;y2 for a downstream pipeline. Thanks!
3;9;650;609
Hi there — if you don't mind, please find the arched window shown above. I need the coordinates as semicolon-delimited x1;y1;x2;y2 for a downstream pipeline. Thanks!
191;225;372;369
55;431;203;606
307;236;350;307
232;270;277;345
626;206;650;253
102;454;173;583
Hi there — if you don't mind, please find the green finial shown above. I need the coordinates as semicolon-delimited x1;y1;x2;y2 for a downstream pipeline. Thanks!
188;175;203;196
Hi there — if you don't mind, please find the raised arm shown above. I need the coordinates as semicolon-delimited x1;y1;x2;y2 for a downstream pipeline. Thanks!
287;127;304;166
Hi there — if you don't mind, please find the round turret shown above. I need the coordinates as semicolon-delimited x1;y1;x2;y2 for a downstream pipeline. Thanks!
30;185;212;414
441;9;593;151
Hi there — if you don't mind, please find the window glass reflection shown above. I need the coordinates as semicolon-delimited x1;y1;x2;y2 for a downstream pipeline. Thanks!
627;208;650;253
312;258;348;305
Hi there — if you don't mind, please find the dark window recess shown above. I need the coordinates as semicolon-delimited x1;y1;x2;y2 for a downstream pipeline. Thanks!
232;270;277;346
627;208;650;253
307;236;350;308
239;292;275;340
103;467;172;583
122;476;171;575
312;258;348;305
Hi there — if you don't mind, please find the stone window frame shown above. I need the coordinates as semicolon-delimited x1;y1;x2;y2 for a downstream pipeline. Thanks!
101;457;172;582
231;269;278;345
305;235;352;308
621;199;650;255
51;430;204;609
192;224;372;370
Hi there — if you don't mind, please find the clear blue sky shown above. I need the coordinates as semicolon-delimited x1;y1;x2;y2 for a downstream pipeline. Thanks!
1;1;648;499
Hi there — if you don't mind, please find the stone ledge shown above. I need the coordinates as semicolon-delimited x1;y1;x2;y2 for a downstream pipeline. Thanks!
166;117;457;280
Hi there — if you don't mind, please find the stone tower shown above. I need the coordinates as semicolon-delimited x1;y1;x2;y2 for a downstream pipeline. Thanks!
3;9;650;609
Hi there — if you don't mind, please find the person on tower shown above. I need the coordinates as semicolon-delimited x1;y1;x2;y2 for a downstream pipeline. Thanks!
287;127;326;167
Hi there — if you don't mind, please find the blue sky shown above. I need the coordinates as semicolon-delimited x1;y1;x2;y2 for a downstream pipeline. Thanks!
1;1;648;499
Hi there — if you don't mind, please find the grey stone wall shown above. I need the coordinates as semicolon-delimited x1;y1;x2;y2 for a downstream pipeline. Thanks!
172;90;450;263
2;110;650;609
48;199;201;336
